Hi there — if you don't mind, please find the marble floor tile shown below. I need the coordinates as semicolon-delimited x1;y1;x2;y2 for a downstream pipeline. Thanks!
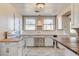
23;46;77;56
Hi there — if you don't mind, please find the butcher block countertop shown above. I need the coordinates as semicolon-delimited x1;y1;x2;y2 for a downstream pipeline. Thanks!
0;38;22;42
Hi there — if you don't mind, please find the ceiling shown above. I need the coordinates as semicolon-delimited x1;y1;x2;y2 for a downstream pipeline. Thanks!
12;3;70;16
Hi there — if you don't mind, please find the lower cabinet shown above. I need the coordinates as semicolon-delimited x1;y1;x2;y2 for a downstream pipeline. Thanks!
0;46;18;56
34;37;45;47
0;40;24;56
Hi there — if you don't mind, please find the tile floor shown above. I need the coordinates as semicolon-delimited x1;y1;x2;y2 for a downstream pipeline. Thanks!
23;46;77;56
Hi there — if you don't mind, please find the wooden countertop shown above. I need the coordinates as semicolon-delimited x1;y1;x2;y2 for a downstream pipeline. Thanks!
51;37;79;55
0;38;22;42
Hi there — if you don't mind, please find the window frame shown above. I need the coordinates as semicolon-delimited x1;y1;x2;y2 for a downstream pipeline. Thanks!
43;17;54;30
23;17;36;30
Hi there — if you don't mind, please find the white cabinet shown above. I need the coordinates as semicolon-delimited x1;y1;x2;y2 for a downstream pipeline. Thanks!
0;46;18;56
0;39;24;56
71;4;79;28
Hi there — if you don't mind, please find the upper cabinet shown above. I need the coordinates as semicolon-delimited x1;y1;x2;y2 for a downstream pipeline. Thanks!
71;4;79;28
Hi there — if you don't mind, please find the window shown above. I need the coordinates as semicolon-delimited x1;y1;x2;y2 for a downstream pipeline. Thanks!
70;21;76;34
8;14;20;37
43;17;54;30
24;17;35;30
69;18;77;37
15;17;20;36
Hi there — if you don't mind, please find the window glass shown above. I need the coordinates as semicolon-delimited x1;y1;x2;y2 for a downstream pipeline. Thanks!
44;17;54;30
24;17;35;30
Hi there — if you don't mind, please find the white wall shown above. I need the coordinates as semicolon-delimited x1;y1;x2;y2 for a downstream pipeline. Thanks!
56;5;71;36
62;16;70;35
0;4;9;38
0;4;22;38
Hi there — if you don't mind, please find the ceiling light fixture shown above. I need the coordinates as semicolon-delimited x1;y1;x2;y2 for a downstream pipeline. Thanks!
36;3;45;9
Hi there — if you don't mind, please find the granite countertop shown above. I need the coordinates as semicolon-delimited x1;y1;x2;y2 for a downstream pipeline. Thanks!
51;37;79;55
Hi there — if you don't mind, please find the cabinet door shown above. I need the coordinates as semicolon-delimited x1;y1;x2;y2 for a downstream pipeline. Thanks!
8;46;18;56
34;37;45;47
0;47;7;56
39;38;45;46
17;47;23;56
71;4;79;28
0;46;19;56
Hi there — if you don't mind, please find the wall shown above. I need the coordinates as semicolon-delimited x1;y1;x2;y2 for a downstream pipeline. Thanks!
0;4;9;38
0;4;22;38
62;16;70;35
22;16;64;35
57;5;71;36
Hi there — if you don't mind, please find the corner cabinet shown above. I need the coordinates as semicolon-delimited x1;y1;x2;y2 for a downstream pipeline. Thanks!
0;38;24;56
71;4;79;28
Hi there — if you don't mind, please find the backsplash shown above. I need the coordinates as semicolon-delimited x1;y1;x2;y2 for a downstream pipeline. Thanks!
22;30;65;35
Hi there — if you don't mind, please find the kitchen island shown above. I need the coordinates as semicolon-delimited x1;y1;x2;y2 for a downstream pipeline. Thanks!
50;36;79;55
0;38;24;56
